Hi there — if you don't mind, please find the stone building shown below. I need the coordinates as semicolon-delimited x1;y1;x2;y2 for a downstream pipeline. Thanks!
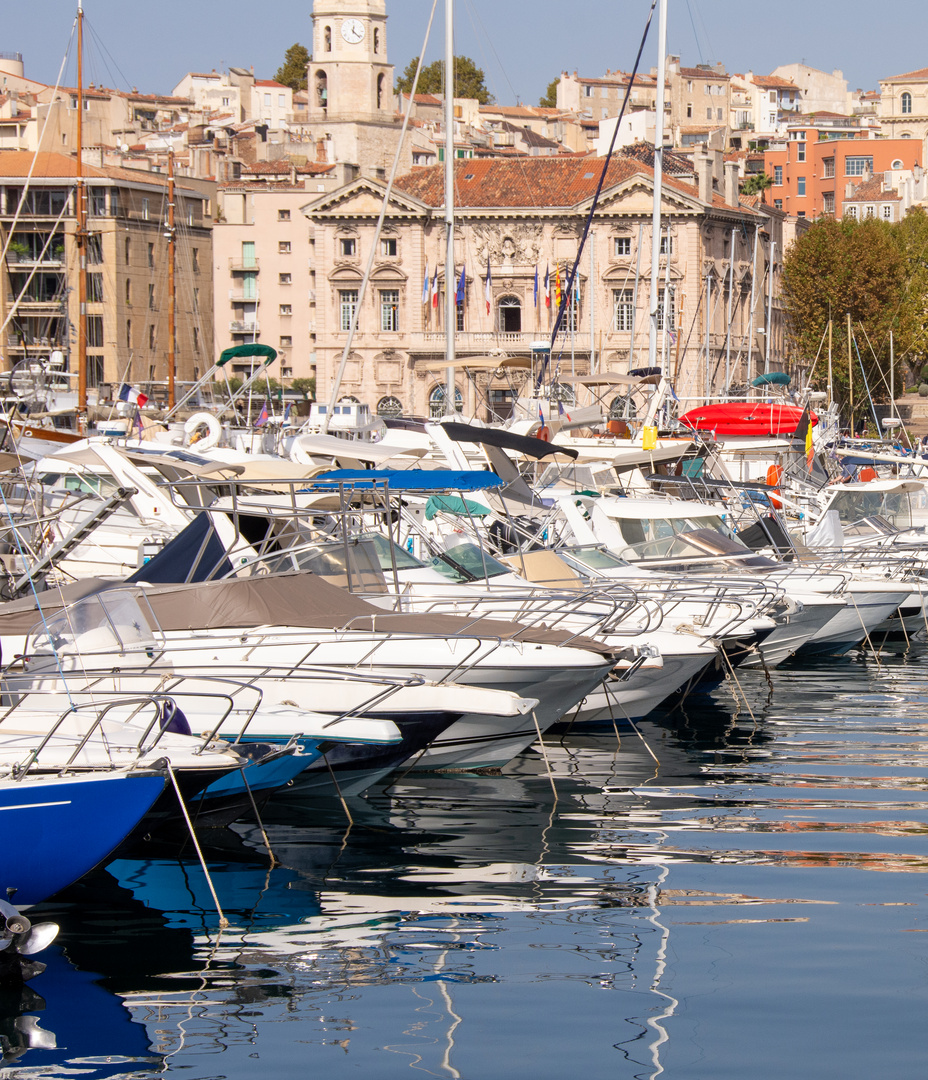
0;152;213;394
303;153;791;418
878;67;928;142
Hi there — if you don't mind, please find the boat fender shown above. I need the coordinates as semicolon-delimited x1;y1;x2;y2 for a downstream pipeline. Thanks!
765;464;783;509
159;699;192;736
183;412;221;450
537;425;551;442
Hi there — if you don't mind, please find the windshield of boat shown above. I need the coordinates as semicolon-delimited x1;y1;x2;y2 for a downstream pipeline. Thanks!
358;531;428;571
825;490;912;531
26;589;162;658
612;513;732;559
250;538;388;592
562;545;630;573
427;542;514;584
536;463;615;492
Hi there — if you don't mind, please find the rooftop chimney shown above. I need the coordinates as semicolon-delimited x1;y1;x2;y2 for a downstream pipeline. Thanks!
696;152;713;204
725;160;740;205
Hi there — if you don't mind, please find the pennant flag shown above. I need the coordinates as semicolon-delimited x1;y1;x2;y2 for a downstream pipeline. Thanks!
119;383;149;408
422;260;430;305
485;262;492;315
555;263;563;310
431;269;439;309
557;399;571;422
544;264;551;308
533;265;539;308
255;400;269;428
456;265;466;307
538;404;545;426
283;402;292;424
805;413;815;472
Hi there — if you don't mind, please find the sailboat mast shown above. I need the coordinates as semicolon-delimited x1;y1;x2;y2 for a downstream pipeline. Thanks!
443;0;456;414
75;5;87;415
167;149;176;408
647;0;668;374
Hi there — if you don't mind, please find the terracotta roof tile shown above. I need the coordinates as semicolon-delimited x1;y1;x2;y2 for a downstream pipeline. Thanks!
752;75;798;90
846;177;901;201
882;67;928;83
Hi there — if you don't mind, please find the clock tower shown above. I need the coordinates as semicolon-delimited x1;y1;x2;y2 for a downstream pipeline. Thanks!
308;0;394;124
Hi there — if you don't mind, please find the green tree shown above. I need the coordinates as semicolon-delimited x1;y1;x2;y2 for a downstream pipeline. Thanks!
740;173;772;201
275;43;310;92
395;55;494;104
539;77;560;109
290;376;316;399
888;205;928;382
782;216;906;418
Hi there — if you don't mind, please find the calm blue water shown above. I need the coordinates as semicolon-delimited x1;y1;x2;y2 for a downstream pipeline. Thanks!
13;642;928;1079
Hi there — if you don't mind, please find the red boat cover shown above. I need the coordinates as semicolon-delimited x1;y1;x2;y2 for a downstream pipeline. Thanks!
678;402;818;436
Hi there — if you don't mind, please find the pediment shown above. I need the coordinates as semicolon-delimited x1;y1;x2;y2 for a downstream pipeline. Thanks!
584;175;702;217
302;178;428;219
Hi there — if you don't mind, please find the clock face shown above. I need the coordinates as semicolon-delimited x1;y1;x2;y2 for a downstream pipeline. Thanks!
341;18;365;44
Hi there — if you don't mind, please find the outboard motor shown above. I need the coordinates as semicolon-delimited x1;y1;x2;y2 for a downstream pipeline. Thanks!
0;899;59;986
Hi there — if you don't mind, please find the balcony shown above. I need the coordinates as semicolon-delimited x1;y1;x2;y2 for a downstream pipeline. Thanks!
229;259;260;272
408;330;591;353
5;252;65;268
230;321;260;335
229;290;259;303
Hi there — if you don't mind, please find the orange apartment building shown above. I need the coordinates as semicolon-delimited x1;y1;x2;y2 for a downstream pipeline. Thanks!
764;120;922;219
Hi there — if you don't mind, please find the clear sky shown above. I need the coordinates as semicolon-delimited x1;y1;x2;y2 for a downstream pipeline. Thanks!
2;0;923;104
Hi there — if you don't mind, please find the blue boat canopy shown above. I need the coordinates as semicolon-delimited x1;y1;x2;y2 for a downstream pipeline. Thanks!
751;372;791;387
310;469;504;492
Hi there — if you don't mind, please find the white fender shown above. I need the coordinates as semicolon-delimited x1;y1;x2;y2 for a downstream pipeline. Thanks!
183;412;221;450
289;433;317;465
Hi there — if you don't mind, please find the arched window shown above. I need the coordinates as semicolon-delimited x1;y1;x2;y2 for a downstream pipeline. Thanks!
891;159;904;169
315;71;328;110
902;91;912;115
324;25;332;52
374;28;380;53
550;381;575;407
377;395;403;417
429;384;462;418
377;73;385;111
498;295;522;333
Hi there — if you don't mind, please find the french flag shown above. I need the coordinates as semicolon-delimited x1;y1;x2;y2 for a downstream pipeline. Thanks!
485;262;492;315
431;269;439;309
119;383;148;408
543;265;551;308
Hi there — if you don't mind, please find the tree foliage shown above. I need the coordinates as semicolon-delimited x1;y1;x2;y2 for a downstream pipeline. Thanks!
395;55;494;104
539;77;560;109
781;216;910;417
740;173;772;200
275;43;310;91
290;376;316;399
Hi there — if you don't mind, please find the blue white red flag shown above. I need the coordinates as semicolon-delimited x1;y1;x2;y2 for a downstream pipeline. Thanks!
119;383;148;408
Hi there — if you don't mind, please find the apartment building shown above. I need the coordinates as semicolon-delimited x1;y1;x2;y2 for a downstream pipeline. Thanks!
0;152;213;393
878;67;928;142
764;121;922;219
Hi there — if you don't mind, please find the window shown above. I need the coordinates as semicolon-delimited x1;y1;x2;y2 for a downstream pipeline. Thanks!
192;248;199;273
87;357;104;388
149;324;156;349
339;289;359;331
381;237;397;256
89;190;106;216
279;272;292;284
222;96;230;107
846;156;873;176
324;25;332;51
686;103;693;118
429;384;462;418
774;165;783;185
126;319;131;348
865;205;875;218
148;283;155;310
278;94;286;108
279;335;292;347
264;93;271;107
141;197;149;220
796;142;805;162
380;289;399;331
902;91;912;115
891;159;904;169
613;288;634;331
279;303;292;315
186;202;194;226
797;176;806;196
845;205;858;219
241;241;256;267
614;236;631;257
584;85;593;98
377;395;402;418
124;236;130;264
86;234;103;264
774;198;783;209
278;208;291;221
717;108;723;121
125;279;131;305
86;315;104;348
796;211;806;218
278;241;291;254
148;242;154;268
823;192;835;214
498;295;522;333
656;288;675;332
193;327;200;354
340;237;357;257
374;28;380;53
193;287;200;312
564;287;580;333
882;204;893;220
660;234;673;255
823;157;835;178
86;272;103;303
707;107;712;120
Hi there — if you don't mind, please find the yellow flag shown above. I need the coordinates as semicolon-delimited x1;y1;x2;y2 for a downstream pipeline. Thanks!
642;425;658;451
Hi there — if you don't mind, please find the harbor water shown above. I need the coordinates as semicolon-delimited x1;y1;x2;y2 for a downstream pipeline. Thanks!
15;641;928;1079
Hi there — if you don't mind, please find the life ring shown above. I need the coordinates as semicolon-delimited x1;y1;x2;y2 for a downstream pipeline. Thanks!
766;464;783;509
536;425;551;442
183;412;221;450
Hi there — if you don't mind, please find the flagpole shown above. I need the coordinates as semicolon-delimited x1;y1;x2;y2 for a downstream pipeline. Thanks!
648;0;667;374
443;0;456;415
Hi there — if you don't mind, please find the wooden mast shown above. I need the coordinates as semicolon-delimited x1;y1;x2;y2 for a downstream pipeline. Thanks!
167;149;175;408
75;5;87;416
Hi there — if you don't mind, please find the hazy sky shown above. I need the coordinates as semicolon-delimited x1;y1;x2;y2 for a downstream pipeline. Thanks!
2;0;924;104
